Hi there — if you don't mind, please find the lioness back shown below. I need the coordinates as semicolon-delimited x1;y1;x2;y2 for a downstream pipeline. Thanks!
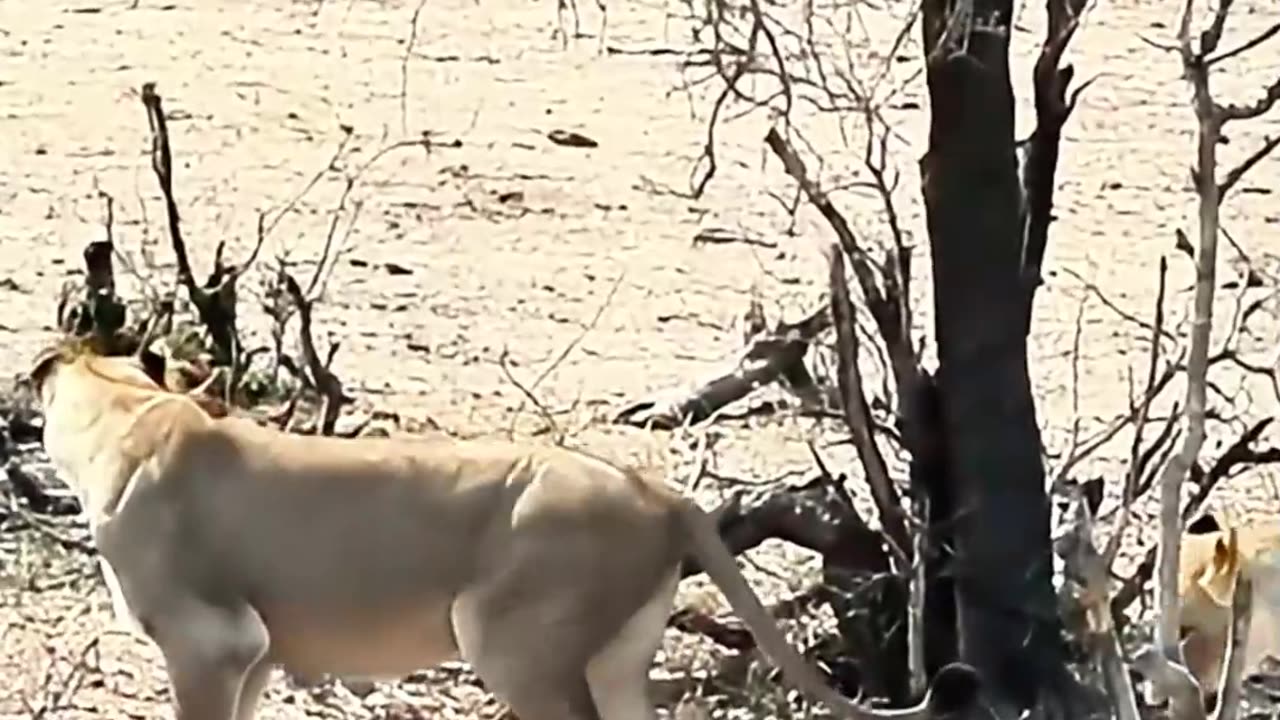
157;418;684;617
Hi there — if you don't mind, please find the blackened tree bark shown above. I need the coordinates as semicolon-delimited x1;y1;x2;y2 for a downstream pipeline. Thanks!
904;377;960;679
919;0;1076;711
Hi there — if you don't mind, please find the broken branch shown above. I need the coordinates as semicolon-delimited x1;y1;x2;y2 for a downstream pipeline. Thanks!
279;270;350;435
140;82;246;367
613;305;830;430
764;127;915;393
829;243;910;561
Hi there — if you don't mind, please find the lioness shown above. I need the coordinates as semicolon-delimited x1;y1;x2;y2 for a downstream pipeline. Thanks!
1178;516;1280;701
27;341;941;720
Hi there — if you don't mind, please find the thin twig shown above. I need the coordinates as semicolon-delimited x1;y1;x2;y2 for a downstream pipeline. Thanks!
1218;135;1280;199
503;271;625;441
400;0;429;137
1103;257;1169;570
1050;292;1090;490
264;127;356;238
499;347;562;442
1206;21;1280;66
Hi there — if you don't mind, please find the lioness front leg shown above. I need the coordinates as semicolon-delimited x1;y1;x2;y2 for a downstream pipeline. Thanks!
150;600;270;720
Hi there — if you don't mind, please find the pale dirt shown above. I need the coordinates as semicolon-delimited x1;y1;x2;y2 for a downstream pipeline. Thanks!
1;0;1279;716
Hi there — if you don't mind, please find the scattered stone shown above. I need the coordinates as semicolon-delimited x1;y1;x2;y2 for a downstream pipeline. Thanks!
546;129;598;148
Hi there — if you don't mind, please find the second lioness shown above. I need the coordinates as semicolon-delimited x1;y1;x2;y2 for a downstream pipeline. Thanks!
1178;517;1280;702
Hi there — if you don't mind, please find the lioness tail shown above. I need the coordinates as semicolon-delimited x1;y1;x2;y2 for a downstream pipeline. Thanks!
676;500;925;720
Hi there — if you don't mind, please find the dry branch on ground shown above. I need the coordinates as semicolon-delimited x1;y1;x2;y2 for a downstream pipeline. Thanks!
613;303;831;430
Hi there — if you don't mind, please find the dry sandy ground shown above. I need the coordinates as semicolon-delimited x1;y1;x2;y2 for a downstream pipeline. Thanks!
1;0;1279;716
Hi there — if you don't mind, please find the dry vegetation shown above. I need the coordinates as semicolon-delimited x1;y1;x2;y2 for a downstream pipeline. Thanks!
1;0;1279;717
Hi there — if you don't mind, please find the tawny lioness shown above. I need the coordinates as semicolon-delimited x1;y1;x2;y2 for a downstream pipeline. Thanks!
1178;515;1280;701
27;341;953;720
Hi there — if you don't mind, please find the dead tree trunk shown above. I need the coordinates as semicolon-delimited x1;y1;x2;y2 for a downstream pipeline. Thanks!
919;0;1080;711
902;375;959;679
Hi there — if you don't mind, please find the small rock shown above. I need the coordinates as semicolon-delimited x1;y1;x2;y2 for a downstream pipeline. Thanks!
546;129;599;148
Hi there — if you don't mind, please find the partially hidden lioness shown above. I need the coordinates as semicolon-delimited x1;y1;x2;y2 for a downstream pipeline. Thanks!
27;341;945;720
1178;515;1280;701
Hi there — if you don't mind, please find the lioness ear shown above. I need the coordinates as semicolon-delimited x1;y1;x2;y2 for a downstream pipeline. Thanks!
138;347;168;389
1187;513;1222;535
1215;528;1241;574
1197;529;1241;607
27;345;65;393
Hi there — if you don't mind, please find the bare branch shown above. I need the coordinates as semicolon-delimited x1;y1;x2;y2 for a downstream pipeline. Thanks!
304;136;436;300
499;348;562;442
1206;21;1280;66
1211;570;1253;720
614;305;830;429
1020;0;1092;294
1156;0;1229;662
764;126;917;396
1060;266;1179;345
907;497;928;699
263;127;355;238
279;269;349;436
1197;0;1232;56
1102;258;1168;570
399;0;429;136
1050;293;1090;491
1218;134;1280;199
140;82;246;367
829;243;910;563
1056;488;1140;720
1218;78;1280;122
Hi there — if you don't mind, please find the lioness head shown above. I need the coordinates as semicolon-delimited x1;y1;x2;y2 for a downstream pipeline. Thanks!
1178;525;1242;698
28;338;165;390
25;338;227;418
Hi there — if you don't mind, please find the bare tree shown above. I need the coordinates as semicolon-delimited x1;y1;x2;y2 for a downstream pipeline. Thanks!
1146;0;1280;710
616;0;1099;712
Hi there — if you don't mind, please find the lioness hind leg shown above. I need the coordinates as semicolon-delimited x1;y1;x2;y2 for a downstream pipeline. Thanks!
586;571;678;720
152;601;270;720
488;671;602;720
451;593;603;720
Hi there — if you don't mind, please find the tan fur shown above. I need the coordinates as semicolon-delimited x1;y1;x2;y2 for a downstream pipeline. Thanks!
30;344;931;720
1178;518;1280;699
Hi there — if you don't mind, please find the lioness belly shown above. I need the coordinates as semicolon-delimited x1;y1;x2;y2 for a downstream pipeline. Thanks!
261;599;460;679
